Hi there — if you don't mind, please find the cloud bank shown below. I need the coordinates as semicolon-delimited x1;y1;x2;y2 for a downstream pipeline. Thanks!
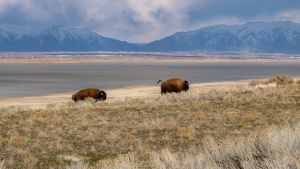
0;0;299;42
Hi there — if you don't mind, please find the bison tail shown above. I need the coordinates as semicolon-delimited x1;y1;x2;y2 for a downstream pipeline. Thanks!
157;80;163;84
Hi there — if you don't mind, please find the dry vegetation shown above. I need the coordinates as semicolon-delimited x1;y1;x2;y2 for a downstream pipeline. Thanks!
93;125;300;169
249;75;295;86
0;76;299;169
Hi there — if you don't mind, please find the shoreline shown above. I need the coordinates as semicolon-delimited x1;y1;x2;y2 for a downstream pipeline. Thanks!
1;57;300;64
1;51;300;64
0;80;252;108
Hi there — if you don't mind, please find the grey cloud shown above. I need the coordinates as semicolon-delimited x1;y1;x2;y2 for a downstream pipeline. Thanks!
0;0;299;42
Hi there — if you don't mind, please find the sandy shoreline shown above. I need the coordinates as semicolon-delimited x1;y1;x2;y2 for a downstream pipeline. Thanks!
1;57;300;64
0;80;250;108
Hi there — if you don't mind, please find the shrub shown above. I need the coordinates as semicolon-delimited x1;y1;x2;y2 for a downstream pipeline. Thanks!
265;75;294;85
249;76;295;87
249;80;261;86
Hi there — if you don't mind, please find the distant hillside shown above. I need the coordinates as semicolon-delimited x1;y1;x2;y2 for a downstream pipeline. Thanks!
0;25;136;51
0;21;300;53
143;21;300;53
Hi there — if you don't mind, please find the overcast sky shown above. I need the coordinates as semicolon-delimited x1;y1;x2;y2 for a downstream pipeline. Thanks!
0;0;300;42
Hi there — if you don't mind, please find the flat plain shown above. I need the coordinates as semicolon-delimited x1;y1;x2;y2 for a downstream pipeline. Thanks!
1;52;300;168
0;76;299;169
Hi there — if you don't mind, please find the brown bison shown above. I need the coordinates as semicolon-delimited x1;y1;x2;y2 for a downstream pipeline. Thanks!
157;78;189;94
72;88;107;102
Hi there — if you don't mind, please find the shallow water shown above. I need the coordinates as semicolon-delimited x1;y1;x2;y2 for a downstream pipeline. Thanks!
0;62;299;98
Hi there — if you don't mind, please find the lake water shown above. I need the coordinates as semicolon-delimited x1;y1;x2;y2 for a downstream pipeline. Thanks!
0;62;299;98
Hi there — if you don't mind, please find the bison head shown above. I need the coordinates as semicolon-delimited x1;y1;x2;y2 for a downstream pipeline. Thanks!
97;90;107;101
184;80;189;91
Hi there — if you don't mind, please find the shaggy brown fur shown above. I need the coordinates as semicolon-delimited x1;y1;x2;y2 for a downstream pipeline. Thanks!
157;78;189;94
72;88;107;102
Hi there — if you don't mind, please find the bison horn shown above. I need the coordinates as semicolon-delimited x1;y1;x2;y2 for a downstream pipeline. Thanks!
157;80;163;84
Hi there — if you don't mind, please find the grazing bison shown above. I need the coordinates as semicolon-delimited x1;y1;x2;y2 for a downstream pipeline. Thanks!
157;78;189;94
72;88;107;102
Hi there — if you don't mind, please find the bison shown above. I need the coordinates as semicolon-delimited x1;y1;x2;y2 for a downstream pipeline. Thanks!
72;88;107;102
157;78;189;94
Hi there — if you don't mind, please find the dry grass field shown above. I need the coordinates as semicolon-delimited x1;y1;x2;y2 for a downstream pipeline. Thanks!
0;76;299;169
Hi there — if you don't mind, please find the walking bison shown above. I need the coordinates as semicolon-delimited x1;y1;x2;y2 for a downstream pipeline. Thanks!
72;88;107;102
157;78;189;94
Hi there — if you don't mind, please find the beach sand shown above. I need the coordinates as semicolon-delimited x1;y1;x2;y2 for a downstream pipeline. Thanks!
0;80;250;108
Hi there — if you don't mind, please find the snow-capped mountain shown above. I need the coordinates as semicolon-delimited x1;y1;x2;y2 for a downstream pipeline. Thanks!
0;21;300;53
143;21;300;53
0;25;135;51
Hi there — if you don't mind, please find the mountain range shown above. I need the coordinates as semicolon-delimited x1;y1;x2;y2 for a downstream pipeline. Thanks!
0;25;135;51
0;21;300;53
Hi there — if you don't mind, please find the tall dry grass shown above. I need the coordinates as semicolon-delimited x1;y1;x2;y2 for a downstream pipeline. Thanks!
0;161;4;169
0;76;299;168
87;124;300;169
